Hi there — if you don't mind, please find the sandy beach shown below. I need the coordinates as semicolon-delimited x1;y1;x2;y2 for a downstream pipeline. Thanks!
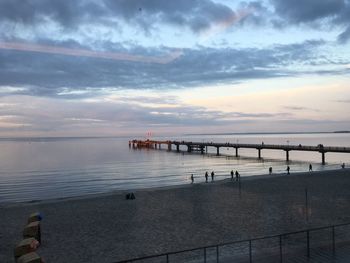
1;169;350;262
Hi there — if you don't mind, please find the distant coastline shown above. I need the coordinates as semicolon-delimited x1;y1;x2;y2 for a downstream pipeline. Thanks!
0;136;126;141
333;131;350;133
184;131;350;136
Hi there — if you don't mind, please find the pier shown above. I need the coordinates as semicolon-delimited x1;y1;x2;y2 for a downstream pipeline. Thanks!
129;139;350;164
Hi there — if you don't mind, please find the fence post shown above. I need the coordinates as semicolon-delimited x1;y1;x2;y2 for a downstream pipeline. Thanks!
306;230;310;258
204;247;206;263
332;226;335;254
249;240;252;263
305;188;309;221
216;245;219;263
239;179;241;197
279;235;282;263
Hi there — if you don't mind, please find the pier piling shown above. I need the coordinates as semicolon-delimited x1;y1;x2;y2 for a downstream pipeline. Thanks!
321;152;325;165
286;150;290;162
187;145;191;152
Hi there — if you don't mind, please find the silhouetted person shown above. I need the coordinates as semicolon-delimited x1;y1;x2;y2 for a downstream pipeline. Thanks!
211;171;214;181
269;167;272;174
286;166;290;175
230;170;234;181
309;164;312;171
235;170;240;181
341;163;345;169
205;171;208;183
190;174;194;184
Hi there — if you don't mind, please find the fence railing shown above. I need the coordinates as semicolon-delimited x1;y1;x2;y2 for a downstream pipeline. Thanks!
114;222;350;263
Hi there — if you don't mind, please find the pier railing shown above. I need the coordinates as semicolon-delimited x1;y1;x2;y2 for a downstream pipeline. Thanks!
114;222;350;263
170;141;350;153
130;139;350;164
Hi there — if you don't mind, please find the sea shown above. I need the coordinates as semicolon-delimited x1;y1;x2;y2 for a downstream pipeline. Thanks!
0;133;350;203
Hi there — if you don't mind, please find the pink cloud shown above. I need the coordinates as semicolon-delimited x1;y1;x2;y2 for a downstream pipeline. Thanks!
0;41;183;64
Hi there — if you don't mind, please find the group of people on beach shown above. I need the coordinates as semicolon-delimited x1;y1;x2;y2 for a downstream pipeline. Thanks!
230;170;240;181
203;171;217;182
283;162;346;175
190;162;347;183
190;170;240;184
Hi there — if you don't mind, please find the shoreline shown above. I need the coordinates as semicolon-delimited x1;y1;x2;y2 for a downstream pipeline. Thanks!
2;167;349;208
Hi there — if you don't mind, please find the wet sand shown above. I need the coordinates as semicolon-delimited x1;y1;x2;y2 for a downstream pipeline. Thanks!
1;169;350;262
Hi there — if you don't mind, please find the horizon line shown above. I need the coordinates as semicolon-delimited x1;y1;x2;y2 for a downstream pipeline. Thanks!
0;131;349;140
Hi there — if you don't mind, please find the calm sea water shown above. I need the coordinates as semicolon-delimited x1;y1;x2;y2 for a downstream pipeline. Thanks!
0;133;349;203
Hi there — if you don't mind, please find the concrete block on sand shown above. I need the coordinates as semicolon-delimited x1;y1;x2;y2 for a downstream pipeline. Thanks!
14;238;39;259
17;252;42;263
23;222;41;242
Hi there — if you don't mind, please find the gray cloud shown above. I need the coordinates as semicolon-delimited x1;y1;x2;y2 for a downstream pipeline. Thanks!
336;99;350;103
338;26;350;44
269;0;350;43
116;96;181;105
0;0;239;35
0;39;332;98
95;0;237;34
238;1;271;26
0;0;104;28
284;106;320;112
1;96;347;135
271;0;345;23
0;95;292;135
335;4;350;43
1;0;350;46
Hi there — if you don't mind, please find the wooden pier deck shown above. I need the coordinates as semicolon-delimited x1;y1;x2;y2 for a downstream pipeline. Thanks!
129;139;350;164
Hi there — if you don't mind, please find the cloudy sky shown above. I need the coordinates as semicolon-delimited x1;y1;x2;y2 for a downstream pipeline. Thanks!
0;0;349;137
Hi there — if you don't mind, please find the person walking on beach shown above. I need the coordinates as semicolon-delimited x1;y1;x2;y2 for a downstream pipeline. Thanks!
230;170;234;181
211;171;215;181
269;167;272;174
205;171;208;183
190;174;194;184
286;166;290;175
235;170;240;181
342;163;345;169
309;164;312;171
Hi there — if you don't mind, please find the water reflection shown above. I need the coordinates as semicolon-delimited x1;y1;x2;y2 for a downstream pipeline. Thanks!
0;134;349;203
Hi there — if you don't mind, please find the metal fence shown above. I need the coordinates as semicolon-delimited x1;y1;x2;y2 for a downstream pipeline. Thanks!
114;222;350;263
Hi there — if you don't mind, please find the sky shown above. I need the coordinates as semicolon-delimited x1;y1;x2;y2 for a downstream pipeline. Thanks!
0;0;349;137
